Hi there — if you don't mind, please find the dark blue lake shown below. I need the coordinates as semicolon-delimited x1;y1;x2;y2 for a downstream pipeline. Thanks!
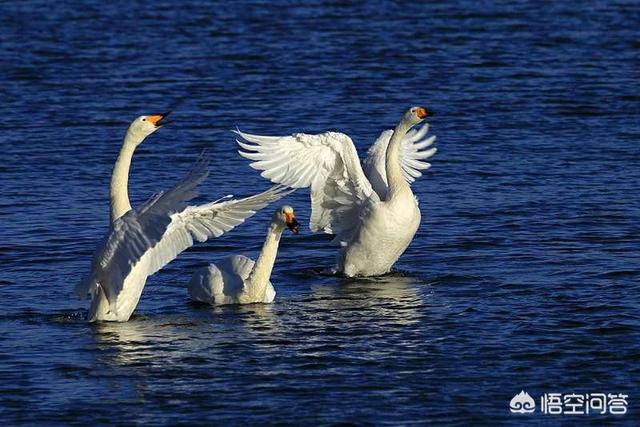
1;0;639;424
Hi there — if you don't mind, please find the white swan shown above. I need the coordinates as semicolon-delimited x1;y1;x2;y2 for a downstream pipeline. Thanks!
236;106;436;277
188;205;299;305
76;113;289;322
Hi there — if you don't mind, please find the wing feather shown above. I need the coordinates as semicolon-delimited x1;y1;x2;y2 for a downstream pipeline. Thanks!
363;123;437;199
236;129;377;242
76;152;291;319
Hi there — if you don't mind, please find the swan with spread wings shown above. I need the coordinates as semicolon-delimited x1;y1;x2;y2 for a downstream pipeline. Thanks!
76;113;288;321
236;106;436;277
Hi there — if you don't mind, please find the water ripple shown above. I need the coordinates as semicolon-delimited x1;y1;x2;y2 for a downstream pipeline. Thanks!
1;0;639;424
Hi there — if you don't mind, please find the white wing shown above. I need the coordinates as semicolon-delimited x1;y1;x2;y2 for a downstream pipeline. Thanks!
236;129;378;243
362;123;437;199
75;155;210;300
76;157;290;316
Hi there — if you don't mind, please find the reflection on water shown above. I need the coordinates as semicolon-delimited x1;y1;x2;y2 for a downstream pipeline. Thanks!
87;274;430;394
91;303;287;369
1;0;638;423
309;274;427;327
92;316;194;367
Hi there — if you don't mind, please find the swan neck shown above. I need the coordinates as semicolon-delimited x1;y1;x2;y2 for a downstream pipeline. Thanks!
384;121;411;201
246;222;283;299
110;131;139;222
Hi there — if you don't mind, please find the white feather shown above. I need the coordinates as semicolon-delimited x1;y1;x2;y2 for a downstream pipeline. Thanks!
235;129;377;242
235;110;438;277
76;154;291;322
363;123;438;198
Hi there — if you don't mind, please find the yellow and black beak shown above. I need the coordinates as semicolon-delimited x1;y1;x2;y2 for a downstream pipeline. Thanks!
285;212;300;234
147;111;172;128
416;107;433;119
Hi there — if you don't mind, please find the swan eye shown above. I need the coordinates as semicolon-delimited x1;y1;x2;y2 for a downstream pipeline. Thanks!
142;118;147;121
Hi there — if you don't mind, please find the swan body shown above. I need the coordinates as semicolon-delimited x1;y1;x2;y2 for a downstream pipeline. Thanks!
236;107;436;277
188;205;299;305
76;113;288;322
337;189;420;276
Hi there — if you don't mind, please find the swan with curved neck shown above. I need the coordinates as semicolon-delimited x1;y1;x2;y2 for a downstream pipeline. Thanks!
110;113;169;222
384;108;428;200
236;106;436;277
188;205;300;305
76;113;290;322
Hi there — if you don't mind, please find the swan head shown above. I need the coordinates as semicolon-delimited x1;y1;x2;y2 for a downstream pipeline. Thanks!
404;106;433;126
274;205;299;234
126;112;171;142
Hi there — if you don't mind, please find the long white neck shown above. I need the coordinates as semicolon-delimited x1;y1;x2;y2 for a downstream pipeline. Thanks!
246;222;283;300
110;131;141;222
384;120;412;201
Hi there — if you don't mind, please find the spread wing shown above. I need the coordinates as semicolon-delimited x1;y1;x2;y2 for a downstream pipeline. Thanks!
75;154;210;299
76;155;290;315
236;129;378;243
362;123;437;199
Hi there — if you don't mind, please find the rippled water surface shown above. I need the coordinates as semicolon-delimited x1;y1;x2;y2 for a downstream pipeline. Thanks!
1;0;639;424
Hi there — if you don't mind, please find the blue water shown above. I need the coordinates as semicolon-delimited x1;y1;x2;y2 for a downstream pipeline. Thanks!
1;0;639;424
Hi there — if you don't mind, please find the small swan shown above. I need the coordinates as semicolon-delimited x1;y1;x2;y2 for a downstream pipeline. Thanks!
188;205;300;305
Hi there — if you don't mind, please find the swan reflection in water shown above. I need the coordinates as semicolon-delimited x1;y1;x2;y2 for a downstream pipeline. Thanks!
92;316;194;367
91;303;284;368
306;273;430;327
89;273;431;370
